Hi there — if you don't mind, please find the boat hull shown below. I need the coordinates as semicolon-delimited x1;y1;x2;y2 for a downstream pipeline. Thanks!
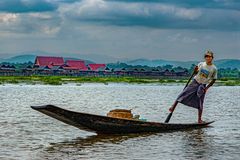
31;105;214;134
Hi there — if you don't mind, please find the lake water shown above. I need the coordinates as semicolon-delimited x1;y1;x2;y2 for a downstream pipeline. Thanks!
0;83;239;160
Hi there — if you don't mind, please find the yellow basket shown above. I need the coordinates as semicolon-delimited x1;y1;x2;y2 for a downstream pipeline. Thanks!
107;109;133;119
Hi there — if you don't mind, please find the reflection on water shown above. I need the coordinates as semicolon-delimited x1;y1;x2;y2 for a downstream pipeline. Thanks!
181;129;214;159
0;83;239;160
46;133;155;153
38;129;222;160
40;133;160;160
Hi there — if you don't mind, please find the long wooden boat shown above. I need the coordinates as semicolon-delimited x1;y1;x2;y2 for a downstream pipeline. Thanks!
31;105;214;134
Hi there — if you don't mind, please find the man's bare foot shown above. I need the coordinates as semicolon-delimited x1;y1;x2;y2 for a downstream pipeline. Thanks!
198;120;206;124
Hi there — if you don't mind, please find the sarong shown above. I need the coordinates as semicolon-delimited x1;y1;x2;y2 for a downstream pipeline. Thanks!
176;79;206;110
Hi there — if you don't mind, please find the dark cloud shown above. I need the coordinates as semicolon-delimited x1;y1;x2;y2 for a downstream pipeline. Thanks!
57;0;80;3
0;0;57;13
107;0;240;11
1;0;239;31
0;0;239;60
61;0;240;31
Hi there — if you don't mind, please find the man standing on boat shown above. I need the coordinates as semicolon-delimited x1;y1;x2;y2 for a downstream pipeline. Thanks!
168;50;218;123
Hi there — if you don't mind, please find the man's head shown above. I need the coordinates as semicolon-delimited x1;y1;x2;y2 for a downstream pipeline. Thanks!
204;50;214;64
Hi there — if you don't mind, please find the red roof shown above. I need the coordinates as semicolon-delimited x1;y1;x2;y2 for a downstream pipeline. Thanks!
35;56;64;67
88;64;106;71
64;60;88;70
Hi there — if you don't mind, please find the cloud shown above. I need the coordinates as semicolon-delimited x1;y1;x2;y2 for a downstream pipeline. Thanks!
108;0;240;11
0;13;18;24
0;0;57;13
167;33;199;43
0;0;239;60
0;12;61;36
28;13;52;19
1;0;239;31
58;0;240;31
60;0;202;20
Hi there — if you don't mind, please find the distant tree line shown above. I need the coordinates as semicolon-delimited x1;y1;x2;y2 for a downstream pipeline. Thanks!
108;62;240;78
0;62;239;78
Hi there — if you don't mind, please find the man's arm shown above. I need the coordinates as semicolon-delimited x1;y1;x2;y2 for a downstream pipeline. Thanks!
206;68;217;92
205;79;216;92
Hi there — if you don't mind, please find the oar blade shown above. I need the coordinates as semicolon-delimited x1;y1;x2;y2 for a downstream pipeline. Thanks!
165;112;173;123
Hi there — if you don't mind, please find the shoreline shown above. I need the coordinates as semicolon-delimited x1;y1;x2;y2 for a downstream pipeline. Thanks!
0;76;239;86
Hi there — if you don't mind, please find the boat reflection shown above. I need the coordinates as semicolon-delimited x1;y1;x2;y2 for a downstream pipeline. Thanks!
45;133;157;153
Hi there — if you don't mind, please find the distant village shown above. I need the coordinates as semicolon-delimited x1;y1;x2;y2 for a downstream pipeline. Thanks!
0;56;190;78
0;56;239;78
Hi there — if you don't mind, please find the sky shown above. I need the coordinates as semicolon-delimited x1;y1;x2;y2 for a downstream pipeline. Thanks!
0;0;239;61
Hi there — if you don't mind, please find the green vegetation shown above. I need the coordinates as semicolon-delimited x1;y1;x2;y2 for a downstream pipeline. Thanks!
0;76;239;86
216;78;240;86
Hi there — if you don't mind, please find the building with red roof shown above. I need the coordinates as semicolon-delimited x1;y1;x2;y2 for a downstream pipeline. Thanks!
33;56;107;73
34;56;64;68
64;60;88;71
88;64;106;71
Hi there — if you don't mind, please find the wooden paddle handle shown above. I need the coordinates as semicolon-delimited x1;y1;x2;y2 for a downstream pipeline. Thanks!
184;70;196;89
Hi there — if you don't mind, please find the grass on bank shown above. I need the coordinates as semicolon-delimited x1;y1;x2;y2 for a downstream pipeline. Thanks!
0;76;239;86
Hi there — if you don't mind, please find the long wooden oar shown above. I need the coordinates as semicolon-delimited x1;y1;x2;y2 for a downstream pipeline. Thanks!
164;70;196;123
